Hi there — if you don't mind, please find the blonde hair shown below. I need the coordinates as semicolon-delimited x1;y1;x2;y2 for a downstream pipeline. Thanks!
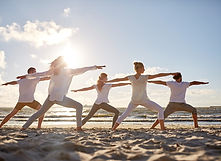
98;73;107;81
97;73;107;91
50;56;67;75
133;62;144;71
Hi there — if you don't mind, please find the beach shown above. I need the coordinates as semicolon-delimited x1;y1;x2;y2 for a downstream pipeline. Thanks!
0;124;221;161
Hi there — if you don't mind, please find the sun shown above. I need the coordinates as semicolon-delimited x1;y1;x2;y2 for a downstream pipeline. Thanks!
61;44;83;68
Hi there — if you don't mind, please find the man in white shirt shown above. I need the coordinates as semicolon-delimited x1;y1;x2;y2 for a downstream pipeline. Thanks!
0;67;50;129
148;73;209;128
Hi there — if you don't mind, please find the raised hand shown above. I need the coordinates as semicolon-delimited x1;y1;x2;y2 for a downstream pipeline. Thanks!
71;90;78;92
96;65;106;69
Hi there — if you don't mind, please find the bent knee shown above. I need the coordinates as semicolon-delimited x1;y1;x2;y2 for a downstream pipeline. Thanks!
114;110;120;115
76;103;83;110
192;108;197;115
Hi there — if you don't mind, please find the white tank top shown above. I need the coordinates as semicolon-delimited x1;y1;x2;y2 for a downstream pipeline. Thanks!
94;84;112;104
128;75;149;104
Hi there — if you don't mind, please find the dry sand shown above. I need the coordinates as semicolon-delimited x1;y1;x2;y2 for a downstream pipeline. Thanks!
0;124;221;161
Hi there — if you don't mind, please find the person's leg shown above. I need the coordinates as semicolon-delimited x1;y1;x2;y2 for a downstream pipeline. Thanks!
112;102;137;130
37;105;44;129
177;103;198;128
142;100;165;130
22;97;54;130
0;103;23;128
100;103;120;128
82;104;100;126
27;100;45;129
150;103;175;129
56;96;83;131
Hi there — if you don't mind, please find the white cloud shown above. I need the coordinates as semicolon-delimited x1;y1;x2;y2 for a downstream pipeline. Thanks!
146;66;168;75
30;54;37;59
187;88;216;96
0;50;6;69
40;59;51;65
63;8;71;17
0;20;78;47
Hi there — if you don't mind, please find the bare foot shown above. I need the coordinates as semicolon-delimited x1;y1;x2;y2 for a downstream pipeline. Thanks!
112;123;120;131
20;128;26;131
76;127;83;132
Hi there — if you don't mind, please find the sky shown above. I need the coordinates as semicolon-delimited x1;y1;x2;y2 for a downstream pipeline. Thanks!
0;0;220;107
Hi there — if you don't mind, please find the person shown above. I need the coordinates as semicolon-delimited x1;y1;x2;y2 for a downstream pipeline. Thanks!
148;72;209;129
71;73;130;128
19;56;105;131
107;62;178;130
0;67;50;129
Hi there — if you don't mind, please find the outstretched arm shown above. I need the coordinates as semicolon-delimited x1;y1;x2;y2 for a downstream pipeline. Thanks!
148;72;178;80
148;80;167;86
71;85;95;92
107;76;129;83
17;70;53;79
2;81;18;86
189;81;209;86
111;83;131;87
71;65;106;76
40;77;51;81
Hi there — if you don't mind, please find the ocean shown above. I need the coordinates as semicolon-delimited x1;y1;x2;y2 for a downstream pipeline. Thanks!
0;106;221;127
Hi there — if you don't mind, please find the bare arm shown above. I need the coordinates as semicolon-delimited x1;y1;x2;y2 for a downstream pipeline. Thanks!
2;81;18;86
71;85;95;92
16;69;53;79
189;81;209;86
148;72;178;80
40;77;51;81
111;83;131;87
107;76;129;83
71;65;106;76
148;80;167;86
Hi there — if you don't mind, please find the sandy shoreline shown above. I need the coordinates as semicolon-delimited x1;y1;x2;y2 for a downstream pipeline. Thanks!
0;125;221;161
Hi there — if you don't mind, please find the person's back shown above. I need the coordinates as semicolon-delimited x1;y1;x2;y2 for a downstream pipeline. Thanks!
166;81;190;103
18;78;40;103
94;84;112;104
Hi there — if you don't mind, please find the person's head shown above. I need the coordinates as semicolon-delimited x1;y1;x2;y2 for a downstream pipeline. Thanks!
98;73;108;82
27;67;36;74
173;73;182;82
134;62;145;74
50;56;67;69
50;56;67;75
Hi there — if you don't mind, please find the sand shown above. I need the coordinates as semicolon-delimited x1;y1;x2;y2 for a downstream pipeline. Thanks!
0;124;221;161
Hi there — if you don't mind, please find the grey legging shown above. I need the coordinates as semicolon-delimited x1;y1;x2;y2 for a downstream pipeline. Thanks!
82;103;119;127
164;102;197;118
22;96;83;129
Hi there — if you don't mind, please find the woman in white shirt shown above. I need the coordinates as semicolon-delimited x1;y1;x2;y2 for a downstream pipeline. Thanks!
20;56;105;131
148;73;209;128
72;73;130;128
107;62;178;130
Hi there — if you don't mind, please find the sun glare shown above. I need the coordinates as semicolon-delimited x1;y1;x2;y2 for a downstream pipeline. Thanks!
61;44;83;68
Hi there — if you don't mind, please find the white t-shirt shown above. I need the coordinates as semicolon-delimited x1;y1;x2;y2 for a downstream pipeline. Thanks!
17;78;40;103
28;66;97;101
166;81;190;103
128;75;149;104
94;84;112;104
